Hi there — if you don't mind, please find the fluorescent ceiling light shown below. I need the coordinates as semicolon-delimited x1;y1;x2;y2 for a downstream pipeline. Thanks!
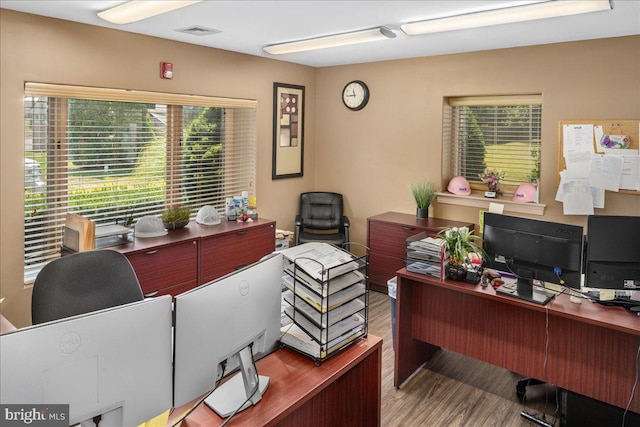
401;0;612;35
98;0;203;25
264;27;396;55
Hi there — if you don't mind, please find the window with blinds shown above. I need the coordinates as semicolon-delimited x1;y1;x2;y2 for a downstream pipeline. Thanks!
24;83;257;281
443;95;542;192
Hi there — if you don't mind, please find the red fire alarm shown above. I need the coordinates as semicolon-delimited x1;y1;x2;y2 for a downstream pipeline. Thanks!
160;62;173;79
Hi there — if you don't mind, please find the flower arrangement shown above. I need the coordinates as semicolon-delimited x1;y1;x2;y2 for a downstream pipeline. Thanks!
479;167;505;191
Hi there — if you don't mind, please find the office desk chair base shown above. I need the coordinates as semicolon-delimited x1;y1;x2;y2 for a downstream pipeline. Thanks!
520;410;554;427
516;378;545;398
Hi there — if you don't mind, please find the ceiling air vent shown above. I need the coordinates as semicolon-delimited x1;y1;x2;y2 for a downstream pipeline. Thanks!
175;26;221;36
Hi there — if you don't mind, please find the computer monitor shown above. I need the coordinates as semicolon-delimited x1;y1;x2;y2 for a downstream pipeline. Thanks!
173;252;283;418
0;296;173;427
585;215;640;290
482;213;584;303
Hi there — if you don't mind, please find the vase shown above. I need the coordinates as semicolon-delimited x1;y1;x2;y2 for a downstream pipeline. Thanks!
164;220;189;230
487;182;498;192
416;207;429;219
447;265;466;281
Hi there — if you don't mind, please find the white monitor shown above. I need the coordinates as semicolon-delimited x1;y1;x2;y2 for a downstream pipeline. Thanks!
0;296;173;427
173;252;283;417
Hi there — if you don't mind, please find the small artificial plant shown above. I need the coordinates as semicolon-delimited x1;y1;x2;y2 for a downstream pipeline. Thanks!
161;206;191;229
437;226;484;268
410;181;437;210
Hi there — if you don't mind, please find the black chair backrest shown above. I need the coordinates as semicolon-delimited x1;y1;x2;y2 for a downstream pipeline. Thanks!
299;192;344;230
31;250;144;325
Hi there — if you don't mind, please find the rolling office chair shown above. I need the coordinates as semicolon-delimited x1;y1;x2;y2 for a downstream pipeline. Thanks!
31;249;144;325
295;192;350;251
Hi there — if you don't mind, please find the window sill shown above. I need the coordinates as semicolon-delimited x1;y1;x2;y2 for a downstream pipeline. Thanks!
436;191;546;216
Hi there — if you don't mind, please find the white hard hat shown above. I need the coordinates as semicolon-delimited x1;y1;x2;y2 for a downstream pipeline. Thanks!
135;216;167;238
196;205;221;225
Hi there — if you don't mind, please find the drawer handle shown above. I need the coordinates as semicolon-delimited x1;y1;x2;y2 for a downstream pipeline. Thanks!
144;250;159;255
144;291;159;297
236;231;246;236
402;226;415;231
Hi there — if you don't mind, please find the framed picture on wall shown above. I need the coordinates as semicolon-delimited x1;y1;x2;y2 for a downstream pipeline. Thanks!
272;82;305;179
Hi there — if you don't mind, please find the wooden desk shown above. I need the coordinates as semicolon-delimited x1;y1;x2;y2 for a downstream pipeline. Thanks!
393;269;640;413
0;314;17;334
172;335;382;427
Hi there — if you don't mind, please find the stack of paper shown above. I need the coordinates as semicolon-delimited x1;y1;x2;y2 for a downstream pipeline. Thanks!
278;242;368;361
279;322;365;360
406;234;447;280
62;213;95;252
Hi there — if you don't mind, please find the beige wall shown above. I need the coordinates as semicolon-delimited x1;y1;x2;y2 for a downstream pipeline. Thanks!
0;10;316;326
1;9;639;326
315;36;640;247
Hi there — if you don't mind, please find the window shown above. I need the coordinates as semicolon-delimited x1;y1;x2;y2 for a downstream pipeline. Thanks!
443;95;542;191
24;83;256;281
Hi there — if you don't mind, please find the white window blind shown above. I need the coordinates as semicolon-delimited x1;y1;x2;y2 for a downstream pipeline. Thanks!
24;83;256;281
443;95;542;191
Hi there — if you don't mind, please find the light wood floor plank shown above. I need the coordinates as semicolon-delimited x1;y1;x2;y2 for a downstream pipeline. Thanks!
367;290;560;427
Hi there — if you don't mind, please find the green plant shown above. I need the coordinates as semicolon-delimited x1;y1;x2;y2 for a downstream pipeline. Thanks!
437;226;484;267
161;206;191;225
410;181;437;209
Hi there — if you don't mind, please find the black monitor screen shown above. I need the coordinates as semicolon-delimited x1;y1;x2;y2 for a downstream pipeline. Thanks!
482;213;584;289
585;215;640;290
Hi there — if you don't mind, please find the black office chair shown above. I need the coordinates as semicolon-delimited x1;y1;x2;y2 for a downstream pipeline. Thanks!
295;192;350;251
31;249;144;325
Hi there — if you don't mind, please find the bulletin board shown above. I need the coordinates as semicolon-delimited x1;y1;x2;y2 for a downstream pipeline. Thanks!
557;119;640;195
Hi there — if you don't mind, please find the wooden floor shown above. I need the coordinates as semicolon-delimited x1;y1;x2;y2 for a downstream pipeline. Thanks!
367;290;560;427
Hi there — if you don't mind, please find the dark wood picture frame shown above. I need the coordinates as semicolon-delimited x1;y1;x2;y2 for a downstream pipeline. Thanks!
272;82;305;179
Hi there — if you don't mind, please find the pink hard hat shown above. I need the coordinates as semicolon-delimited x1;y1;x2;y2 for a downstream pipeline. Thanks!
447;176;471;196
512;183;537;202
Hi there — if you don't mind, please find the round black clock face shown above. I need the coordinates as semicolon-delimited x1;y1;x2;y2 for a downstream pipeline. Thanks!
342;80;369;111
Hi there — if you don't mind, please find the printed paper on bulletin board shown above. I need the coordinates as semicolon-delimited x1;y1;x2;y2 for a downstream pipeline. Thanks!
557;119;640;195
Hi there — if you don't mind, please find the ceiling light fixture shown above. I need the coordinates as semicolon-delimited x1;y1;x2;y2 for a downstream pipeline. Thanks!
401;0;612;35
263;27;396;55
98;0;203;25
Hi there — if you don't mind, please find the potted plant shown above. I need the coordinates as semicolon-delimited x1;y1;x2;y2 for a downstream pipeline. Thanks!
437;226;484;281
410;181;437;219
161;206;191;230
479;168;505;192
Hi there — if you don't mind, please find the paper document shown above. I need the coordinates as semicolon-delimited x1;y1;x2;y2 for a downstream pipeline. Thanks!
605;149;640;191
283;306;364;344
563;124;594;158
280;242;357;282
560;179;594;215
565;150;592;179
282;275;365;313
282;290;365;328
589;154;624;191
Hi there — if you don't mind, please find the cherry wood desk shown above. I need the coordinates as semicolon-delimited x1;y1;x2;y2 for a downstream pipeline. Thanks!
171;335;382;427
393;269;640;413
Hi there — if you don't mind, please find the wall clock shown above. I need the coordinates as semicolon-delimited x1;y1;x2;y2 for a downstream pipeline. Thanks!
342;80;369;111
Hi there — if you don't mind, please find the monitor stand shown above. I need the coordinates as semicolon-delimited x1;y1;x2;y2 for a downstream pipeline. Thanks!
496;275;555;305
205;346;269;418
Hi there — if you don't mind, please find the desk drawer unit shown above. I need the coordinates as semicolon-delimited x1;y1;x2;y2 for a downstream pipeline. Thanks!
367;212;473;293
125;240;198;297
200;223;275;285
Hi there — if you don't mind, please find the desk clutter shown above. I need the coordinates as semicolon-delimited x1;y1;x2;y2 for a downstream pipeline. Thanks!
278;242;368;364
62;213;131;253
